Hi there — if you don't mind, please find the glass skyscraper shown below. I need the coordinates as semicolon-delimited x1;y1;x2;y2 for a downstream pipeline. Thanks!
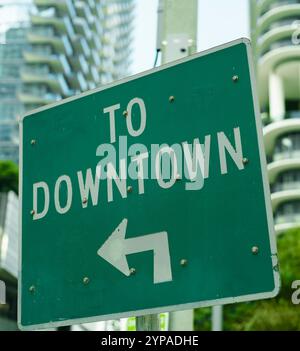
0;29;24;164
0;0;135;164
0;1;32;163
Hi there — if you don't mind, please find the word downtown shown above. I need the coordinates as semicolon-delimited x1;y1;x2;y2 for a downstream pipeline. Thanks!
32;97;246;221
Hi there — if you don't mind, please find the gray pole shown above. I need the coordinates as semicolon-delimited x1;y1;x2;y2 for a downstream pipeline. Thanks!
168;310;194;331
212;305;223;331
159;0;198;65
159;0;198;332
136;0;198;332
136;314;160;331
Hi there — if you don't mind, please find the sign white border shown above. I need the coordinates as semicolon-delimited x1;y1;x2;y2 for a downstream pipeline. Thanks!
18;38;280;330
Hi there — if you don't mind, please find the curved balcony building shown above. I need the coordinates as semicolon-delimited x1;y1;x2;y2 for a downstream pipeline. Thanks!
250;0;300;234
21;0;135;110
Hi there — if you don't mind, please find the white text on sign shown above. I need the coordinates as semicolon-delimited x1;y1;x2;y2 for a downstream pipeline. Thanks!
32;97;246;220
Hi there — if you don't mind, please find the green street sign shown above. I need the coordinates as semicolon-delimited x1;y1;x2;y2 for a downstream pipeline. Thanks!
19;39;280;330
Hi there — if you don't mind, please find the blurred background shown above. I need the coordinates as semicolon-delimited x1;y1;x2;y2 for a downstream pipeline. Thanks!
0;0;299;331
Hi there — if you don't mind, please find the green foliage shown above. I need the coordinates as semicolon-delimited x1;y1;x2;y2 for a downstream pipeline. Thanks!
194;228;300;331
194;307;211;331
243;300;300;331
0;160;19;194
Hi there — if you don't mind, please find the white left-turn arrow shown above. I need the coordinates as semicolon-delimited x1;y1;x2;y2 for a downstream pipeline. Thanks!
97;218;173;284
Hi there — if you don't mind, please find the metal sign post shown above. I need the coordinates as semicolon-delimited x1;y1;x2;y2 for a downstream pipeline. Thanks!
136;314;160;331
212;305;223;331
155;0;199;332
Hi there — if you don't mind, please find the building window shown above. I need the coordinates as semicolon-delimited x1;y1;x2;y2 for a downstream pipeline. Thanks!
274;133;300;161
275;200;300;224
272;168;300;192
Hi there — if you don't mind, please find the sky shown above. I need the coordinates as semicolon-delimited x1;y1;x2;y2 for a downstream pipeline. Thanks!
0;0;250;75
132;0;250;74
0;1;31;43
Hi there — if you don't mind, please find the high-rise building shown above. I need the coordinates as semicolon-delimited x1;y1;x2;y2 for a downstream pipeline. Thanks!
0;0;135;163
250;0;300;235
0;1;32;163
20;0;134;112
0;28;26;164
